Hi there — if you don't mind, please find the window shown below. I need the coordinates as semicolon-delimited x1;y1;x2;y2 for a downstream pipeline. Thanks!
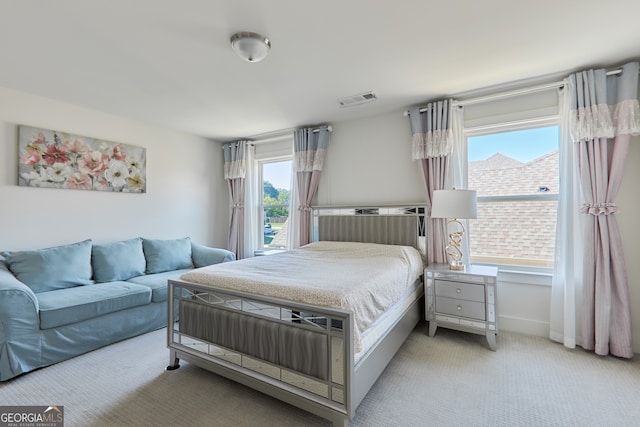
259;158;292;250
466;124;559;269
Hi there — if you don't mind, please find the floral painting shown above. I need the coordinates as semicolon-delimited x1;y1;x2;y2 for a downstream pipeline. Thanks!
18;125;146;193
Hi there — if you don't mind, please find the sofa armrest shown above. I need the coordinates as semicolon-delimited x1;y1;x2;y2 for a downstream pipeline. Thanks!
190;243;236;268
0;261;40;331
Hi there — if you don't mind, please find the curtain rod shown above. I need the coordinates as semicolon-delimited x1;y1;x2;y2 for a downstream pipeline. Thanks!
223;125;332;147
251;125;332;138
404;67;629;115
251;125;332;145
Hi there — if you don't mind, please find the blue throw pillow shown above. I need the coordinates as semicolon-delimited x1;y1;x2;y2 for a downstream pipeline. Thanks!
92;238;146;283
1;240;93;293
143;237;193;274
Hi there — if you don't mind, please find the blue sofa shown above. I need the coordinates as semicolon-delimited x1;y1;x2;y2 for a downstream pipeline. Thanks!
0;237;235;381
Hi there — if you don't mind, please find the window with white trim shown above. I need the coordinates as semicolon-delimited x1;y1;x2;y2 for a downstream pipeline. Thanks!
258;158;292;250
466;122;559;270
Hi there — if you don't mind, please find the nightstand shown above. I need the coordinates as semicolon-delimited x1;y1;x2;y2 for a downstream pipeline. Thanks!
424;264;499;350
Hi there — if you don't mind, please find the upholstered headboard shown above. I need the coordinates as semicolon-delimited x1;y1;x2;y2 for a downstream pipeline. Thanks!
312;205;427;260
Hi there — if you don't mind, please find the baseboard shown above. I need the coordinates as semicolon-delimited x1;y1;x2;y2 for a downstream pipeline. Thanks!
499;314;549;337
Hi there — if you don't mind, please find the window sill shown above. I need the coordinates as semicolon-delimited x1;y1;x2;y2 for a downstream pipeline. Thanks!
254;249;286;256
474;263;553;287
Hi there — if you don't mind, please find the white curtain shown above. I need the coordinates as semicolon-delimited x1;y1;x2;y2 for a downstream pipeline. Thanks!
549;87;585;349
242;144;258;258
449;104;471;261
287;160;301;249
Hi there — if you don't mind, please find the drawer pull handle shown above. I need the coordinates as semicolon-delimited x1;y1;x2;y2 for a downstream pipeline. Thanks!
457;305;462;311
456;288;462;294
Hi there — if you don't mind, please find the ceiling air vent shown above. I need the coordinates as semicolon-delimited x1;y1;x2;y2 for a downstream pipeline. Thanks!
338;91;377;108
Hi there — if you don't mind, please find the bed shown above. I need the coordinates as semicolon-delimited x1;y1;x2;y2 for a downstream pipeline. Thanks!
166;205;427;426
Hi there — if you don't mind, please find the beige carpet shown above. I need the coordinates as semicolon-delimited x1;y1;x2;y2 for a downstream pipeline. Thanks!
2;323;639;426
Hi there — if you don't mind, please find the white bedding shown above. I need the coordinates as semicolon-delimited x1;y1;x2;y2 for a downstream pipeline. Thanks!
180;241;424;352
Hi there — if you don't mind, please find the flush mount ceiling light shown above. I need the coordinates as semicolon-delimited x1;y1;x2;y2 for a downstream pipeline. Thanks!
230;32;271;63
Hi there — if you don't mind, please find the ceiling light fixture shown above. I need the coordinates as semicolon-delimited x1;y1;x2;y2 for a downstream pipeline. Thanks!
230;32;271;63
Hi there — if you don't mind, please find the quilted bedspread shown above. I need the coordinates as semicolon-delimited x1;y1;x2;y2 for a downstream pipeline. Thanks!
180;241;424;352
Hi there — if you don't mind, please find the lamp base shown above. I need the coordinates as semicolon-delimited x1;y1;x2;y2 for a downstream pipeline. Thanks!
445;220;467;271
448;261;466;271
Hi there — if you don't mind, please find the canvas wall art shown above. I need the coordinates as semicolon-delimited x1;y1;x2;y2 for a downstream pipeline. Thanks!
18;125;146;193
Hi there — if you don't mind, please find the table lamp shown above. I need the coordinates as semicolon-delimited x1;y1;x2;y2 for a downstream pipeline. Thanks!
430;189;477;270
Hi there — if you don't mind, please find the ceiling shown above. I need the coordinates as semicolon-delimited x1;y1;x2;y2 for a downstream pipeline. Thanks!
1;1;639;142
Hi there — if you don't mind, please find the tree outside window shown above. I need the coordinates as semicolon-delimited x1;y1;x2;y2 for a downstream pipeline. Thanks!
261;160;291;249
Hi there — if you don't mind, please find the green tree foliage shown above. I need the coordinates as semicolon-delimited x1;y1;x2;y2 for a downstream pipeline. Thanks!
264;187;290;219
263;181;279;199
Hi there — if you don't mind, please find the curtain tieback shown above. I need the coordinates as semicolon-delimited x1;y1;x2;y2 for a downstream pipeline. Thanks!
581;202;618;215
232;203;244;209
298;205;312;212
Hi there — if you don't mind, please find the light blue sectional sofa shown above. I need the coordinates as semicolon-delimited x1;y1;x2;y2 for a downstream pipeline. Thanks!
0;237;235;381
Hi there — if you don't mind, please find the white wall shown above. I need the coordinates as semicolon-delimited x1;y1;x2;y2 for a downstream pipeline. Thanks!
316;102;640;354
0;86;229;251
316;111;425;206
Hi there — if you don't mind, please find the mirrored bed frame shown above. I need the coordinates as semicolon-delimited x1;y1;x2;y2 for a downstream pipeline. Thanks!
166;205;427;426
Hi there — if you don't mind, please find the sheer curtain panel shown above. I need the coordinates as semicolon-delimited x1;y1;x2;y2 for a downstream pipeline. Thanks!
293;125;330;247
551;61;640;358
242;144;257;258
286;163;301;250
550;87;585;350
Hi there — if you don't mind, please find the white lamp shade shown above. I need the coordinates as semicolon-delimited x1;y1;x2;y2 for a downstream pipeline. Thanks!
230;32;271;62
430;189;477;219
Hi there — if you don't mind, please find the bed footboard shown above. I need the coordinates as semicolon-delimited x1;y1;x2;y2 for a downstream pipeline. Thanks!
167;279;355;426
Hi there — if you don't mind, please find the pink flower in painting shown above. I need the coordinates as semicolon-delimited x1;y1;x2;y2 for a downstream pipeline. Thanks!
32;133;47;145
77;151;109;176
63;138;88;153
113;144;126;160
42;144;70;165
20;150;41;166
66;173;92;190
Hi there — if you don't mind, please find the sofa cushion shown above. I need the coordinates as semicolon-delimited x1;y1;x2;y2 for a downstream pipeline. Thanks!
37;282;152;329
1;240;93;293
127;268;192;302
143;237;193;274
92;238;146;283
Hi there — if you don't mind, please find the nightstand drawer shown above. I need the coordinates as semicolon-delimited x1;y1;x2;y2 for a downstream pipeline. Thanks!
435;280;485;303
435;296;486;320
